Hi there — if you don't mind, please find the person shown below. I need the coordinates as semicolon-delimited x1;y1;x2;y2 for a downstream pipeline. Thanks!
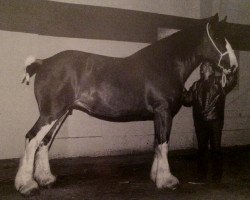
182;60;238;184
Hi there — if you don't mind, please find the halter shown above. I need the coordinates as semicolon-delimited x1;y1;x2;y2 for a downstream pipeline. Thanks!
206;23;231;87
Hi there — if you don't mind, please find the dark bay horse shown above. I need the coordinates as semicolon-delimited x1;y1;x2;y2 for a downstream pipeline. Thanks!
15;14;238;196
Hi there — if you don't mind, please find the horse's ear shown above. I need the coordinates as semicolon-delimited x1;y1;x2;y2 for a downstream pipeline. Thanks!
219;16;227;30
208;13;219;32
221;16;227;23
214;13;219;19
209;13;219;25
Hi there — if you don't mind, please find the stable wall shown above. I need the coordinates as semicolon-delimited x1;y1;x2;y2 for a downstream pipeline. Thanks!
0;0;249;159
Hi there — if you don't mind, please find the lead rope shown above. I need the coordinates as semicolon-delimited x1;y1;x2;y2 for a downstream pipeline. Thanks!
206;23;231;87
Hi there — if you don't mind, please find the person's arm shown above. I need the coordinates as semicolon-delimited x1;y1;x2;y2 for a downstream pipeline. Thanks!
181;83;195;107
224;67;239;94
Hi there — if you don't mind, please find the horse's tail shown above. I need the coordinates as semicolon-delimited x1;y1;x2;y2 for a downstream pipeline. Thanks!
22;56;43;85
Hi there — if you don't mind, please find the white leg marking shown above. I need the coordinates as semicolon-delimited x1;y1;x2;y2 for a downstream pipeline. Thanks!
150;153;158;182
15;120;56;195
225;39;238;68
34;118;65;187
34;144;56;187
151;142;179;189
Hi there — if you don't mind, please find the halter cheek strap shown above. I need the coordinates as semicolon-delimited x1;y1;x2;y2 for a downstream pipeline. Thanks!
206;23;231;87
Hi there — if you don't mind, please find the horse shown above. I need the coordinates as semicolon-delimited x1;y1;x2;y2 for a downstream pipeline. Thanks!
15;14;238;196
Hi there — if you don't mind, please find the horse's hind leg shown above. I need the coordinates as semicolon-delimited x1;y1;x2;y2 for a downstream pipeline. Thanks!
34;111;69;187
15;116;57;196
34;144;56;188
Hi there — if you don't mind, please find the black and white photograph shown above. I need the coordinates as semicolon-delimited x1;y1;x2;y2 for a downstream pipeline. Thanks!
0;0;249;199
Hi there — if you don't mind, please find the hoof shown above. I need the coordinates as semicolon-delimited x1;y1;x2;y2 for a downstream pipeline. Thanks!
22;187;40;197
43;180;56;189
35;174;57;188
156;174;179;190
16;179;39;196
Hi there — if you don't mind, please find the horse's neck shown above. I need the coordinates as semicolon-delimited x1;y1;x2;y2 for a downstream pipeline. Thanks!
133;26;204;83
180;53;202;83
158;28;204;83
170;39;203;84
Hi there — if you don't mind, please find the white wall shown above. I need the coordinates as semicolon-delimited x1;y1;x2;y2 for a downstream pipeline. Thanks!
0;0;249;160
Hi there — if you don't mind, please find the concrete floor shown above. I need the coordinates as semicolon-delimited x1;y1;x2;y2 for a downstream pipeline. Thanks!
0;146;249;200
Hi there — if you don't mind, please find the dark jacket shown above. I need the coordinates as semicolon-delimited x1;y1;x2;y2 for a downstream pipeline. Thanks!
182;70;238;121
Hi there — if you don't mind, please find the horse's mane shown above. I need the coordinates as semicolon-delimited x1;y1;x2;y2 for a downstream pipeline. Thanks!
131;19;208;59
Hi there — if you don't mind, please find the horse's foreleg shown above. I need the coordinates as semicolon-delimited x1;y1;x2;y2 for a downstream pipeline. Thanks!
151;104;179;190
15;118;56;196
34;112;69;187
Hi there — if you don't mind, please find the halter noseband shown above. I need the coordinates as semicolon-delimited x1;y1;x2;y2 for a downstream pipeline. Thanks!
206;23;231;87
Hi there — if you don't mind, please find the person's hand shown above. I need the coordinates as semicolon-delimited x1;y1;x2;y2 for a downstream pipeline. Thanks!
223;68;231;75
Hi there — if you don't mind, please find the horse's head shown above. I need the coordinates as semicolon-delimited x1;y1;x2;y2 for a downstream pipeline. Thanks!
200;14;238;74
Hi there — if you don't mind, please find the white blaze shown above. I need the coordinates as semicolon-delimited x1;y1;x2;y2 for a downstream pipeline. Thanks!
225;39;238;68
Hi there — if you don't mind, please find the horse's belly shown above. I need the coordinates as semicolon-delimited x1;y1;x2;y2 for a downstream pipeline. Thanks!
76;89;151;120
